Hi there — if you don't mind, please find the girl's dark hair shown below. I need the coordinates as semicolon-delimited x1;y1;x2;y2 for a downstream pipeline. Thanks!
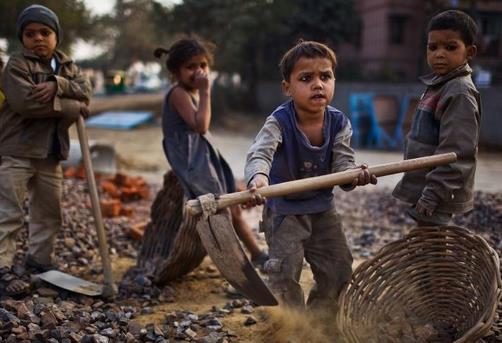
427;10;478;46
154;35;214;78
279;40;337;81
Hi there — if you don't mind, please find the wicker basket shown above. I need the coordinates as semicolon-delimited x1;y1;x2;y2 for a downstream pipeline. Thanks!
337;226;501;343
138;171;206;284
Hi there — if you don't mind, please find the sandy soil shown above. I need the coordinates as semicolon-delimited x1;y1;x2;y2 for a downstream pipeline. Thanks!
106;204;367;342
107;201;332;342
67;106;502;341
67;112;334;341
69;113;502;192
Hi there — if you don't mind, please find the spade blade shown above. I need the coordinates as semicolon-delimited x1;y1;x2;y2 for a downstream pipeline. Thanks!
35;270;103;296
196;213;278;306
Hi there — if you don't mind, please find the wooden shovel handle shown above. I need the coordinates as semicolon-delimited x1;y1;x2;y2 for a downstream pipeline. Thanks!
76;116;115;298
186;152;457;216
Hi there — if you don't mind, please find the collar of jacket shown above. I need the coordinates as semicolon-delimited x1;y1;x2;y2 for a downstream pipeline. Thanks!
21;47;72;65
419;63;472;87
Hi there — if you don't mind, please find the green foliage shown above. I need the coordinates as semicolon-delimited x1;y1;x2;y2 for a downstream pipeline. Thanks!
0;0;94;53
98;0;173;69
289;0;360;46
0;0;170;69
0;0;362;110
168;0;360;108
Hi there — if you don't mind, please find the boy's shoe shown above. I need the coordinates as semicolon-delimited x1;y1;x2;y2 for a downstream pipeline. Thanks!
25;255;56;273
251;251;269;272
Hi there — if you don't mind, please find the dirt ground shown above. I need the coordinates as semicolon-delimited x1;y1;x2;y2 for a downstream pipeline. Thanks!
68;114;368;341
69;112;502;192
105;215;330;342
67;108;502;342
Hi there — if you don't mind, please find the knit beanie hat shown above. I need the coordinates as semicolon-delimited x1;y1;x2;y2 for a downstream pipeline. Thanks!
16;4;61;44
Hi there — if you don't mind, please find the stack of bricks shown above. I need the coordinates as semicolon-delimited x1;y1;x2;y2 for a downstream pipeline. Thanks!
64;167;151;240
63;165;87;180
64;167;150;218
98;173;150;218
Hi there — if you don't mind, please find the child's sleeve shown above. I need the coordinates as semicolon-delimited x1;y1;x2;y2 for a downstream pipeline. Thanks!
2;56;83;119
244;115;282;186
419;91;480;211
331;119;357;173
53;63;91;103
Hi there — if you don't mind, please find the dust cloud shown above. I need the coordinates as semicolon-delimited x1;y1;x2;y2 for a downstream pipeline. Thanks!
256;306;343;343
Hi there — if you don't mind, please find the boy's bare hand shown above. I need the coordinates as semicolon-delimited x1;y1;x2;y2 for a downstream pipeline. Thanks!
351;164;378;187
243;174;268;208
30;81;57;103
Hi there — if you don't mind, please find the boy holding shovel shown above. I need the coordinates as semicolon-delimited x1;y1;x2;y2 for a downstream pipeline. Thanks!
0;4;91;296
245;41;377;310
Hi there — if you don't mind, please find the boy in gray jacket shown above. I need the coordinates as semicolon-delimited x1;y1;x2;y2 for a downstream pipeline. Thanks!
0;4;91;295
245;41;377;310
393;10;481;226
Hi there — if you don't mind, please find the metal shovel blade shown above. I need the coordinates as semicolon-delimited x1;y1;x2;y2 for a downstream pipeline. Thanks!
35;270;103;296
196;213;278;306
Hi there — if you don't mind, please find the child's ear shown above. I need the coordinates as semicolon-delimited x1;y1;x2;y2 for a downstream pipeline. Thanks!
467;45;477;60
281;80;291;97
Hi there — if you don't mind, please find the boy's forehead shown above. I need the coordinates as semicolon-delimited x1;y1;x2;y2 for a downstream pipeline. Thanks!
428;29;464;42
23;22;53;31
292;56;333;73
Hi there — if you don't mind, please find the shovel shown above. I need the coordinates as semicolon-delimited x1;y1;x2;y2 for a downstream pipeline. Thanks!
36;117;115;298
186;152;457;306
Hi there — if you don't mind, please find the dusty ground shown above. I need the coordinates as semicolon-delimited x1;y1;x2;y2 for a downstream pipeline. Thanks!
104;202;332;342
70;110;502;192
0;92;498;341
67;107;502;342
68;112;375;341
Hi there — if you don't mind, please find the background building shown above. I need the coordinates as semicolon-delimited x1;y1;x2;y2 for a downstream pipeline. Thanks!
338;0;502;82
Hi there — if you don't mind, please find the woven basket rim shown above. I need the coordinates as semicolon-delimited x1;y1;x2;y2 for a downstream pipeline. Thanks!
337;225;502;343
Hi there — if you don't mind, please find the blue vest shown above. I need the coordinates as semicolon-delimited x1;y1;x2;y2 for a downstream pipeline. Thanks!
268;101;348;215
